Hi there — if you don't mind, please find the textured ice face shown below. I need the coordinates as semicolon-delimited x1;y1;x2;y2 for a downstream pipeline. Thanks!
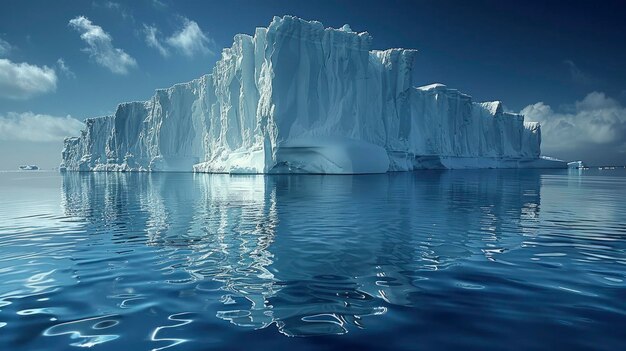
61;15;564;174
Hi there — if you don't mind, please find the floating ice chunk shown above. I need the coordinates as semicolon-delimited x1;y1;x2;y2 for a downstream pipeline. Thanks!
568;161;585;169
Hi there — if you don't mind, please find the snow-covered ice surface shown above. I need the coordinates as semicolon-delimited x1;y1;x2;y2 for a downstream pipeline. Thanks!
61;16;566;174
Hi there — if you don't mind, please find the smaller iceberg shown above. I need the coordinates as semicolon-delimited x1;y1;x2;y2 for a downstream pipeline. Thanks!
19;165;39;171
567;161;585;169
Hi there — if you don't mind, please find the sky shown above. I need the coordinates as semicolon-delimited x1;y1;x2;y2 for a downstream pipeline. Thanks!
0;0;625;168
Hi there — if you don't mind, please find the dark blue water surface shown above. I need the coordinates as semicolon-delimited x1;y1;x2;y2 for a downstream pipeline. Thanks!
1;169;625;350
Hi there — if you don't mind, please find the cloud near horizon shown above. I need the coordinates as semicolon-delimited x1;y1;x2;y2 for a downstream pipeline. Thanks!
144;17;214;58
522;92;626;164
0;112;84;142
0;58;58;99
69;16;137;74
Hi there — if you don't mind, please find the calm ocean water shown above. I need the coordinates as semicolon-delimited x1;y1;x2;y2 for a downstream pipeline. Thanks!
0;169;625;350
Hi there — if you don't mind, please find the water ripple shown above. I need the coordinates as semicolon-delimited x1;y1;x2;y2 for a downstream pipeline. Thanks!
0;170;625;349
43;314;121;348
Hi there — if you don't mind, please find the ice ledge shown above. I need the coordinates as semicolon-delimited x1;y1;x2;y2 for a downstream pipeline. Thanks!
416;83;447;91
480;101;504;115
388;155;567;171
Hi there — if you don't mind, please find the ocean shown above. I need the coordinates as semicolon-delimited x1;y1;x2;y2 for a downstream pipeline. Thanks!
0;169;625;350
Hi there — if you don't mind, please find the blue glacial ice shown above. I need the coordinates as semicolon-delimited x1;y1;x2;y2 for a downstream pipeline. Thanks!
61;16;566;174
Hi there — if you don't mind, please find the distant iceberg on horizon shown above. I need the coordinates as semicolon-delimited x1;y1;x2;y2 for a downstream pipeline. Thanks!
61;15;566;174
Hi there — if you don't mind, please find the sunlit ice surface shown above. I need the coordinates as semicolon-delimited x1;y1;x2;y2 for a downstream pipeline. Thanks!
0;169;625;350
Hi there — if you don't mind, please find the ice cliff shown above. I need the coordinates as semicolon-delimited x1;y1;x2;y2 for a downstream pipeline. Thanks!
61;16;565;173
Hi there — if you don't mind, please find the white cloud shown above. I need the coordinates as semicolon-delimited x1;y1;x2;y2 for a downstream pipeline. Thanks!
56;58;76;78
0;38;11;57
0;58;57;99
522;92;626;163
152;0;167;9
68;16;137;74
166;17;214;57
563;59;601;86
143;24;169;57
103;1;120;9
97;1;134;21
0;112;84;142
143;18;214;58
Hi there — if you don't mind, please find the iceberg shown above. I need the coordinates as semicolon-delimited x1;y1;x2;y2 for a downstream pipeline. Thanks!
61;16;566;174
567;161;585;169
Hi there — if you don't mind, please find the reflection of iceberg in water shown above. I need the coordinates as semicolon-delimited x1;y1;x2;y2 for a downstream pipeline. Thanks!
60;170;542;336
263;171;542;335
61;173;281;333
192;175;279;329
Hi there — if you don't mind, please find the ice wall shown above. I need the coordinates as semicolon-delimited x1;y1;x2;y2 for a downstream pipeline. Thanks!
61;16;565;173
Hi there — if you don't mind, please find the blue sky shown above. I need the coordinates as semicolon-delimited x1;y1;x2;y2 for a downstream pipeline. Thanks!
1;0;625;168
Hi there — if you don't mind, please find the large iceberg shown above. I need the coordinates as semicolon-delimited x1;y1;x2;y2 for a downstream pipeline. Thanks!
61;16;566;174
